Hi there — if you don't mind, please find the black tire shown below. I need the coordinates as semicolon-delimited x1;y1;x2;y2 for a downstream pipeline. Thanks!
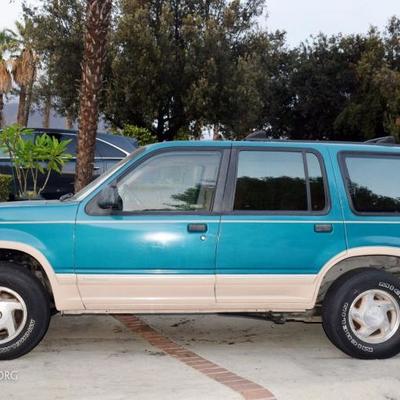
322;268;400;359
0;263;51;360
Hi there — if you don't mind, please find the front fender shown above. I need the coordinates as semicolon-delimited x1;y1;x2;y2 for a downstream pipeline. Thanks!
0;234;83;311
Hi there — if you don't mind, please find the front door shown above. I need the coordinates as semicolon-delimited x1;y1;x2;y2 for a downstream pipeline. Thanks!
75;147;227;310
216;145;347;309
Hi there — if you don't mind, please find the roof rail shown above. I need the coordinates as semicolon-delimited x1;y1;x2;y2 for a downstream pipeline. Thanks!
244;130;272;140
243;131;399;147
364;136;397;144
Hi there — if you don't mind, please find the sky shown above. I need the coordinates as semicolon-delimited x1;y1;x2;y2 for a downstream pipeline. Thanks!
264;0;399;46
0;0;399;46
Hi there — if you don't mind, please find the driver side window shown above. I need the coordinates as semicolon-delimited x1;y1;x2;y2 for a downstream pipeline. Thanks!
116;151;221;212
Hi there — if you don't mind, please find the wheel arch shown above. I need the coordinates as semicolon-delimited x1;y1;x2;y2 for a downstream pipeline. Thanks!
0;240;83;311
313;246;400;306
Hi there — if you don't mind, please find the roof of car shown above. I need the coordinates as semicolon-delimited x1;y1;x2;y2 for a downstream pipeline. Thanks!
27;128;138;154
141;138;400;156
25;129;400;154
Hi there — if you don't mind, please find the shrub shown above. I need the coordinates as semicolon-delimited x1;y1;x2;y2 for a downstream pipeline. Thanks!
0;174;12;202
121;124;157;146
0;124;72;199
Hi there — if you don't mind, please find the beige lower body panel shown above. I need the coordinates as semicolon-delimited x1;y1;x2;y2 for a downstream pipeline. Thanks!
71;274;317;313
54;274;84;310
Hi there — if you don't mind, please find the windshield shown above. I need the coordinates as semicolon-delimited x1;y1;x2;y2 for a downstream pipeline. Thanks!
70;147;144;201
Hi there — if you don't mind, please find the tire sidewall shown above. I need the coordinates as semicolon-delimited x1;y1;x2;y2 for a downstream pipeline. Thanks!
0;267;50;360
334;272;400;358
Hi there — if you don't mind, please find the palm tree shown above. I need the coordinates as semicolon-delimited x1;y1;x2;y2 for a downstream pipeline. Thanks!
11;19;37;127
0;29;18;128
75;0;112;192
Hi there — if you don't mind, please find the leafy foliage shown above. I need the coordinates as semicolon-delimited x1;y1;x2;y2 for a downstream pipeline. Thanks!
18;1;400;142
0;124;72;198
121;124;157;146
103;0;269;140
0;174;12;202
23;0;85;123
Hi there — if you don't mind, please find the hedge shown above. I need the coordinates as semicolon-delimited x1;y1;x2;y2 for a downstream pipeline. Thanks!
0;174;12;202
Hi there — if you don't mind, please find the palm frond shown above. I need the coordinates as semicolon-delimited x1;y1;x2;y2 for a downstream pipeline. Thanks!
0;60;12;93
12;48;36;86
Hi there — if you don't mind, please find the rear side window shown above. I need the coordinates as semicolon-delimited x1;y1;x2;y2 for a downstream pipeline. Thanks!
35;133;76;154
96;141;126;158
342;154;400;213
233;150;326;212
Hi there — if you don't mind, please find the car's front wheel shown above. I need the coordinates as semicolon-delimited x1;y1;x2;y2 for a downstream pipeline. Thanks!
322;268;400;359
0;263;50;360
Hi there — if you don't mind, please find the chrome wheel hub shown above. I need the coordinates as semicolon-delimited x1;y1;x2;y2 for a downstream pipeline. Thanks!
349;289;400;344
0;287;27;345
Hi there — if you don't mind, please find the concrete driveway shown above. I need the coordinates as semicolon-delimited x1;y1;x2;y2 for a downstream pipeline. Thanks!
1;314;399;400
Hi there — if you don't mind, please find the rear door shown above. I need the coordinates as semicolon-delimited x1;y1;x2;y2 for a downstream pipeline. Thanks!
216;144;347;308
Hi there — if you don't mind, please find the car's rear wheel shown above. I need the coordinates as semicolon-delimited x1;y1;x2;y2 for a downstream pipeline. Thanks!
0;263;50;360
322;268;400;359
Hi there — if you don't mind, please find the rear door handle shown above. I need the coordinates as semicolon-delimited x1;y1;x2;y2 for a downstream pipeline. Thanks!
187;223;208;233
314;223;333;233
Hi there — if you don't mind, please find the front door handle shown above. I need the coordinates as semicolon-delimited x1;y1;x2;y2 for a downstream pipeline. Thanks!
314;223;333;233
187;223;208;233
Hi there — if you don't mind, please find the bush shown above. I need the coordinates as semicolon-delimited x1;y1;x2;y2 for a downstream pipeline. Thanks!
121;124;157;146
0;125;72;199
0;175;12;202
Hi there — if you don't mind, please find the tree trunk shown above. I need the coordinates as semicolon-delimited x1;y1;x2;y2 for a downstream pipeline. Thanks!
65;111;73;129
23;73;35;127
75;0;112;192
43;94;51;129
17;85;27;126
0;93;4;128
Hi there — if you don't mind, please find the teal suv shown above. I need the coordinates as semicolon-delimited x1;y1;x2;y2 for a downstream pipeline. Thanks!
1;138;400;359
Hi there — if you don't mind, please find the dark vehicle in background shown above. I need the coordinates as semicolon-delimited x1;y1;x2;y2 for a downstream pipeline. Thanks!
0;129;137;199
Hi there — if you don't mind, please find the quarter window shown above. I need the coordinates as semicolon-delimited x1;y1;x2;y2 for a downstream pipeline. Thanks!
307;153;326;211
233;150;326;212
343;154;400;213
96;141;126;158
116;151;221;212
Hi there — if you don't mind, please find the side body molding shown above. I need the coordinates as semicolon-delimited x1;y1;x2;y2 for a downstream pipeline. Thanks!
0;241;83;310
1;242;399;313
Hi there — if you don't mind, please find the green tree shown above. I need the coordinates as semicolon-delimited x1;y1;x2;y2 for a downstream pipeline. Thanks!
121;124;157;145
24;0;85;127
0;29;18;128
377;17;400;138
334;29;387;140
286;33;366;140
104;0;271;140
11;17;37;127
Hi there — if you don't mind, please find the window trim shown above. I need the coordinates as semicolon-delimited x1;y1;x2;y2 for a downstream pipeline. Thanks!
85;146;230;216
339;151;400;216
223;147;331;216
38;132;129;158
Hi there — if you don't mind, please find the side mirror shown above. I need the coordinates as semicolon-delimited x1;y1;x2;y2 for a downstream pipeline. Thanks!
97;185;122;210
